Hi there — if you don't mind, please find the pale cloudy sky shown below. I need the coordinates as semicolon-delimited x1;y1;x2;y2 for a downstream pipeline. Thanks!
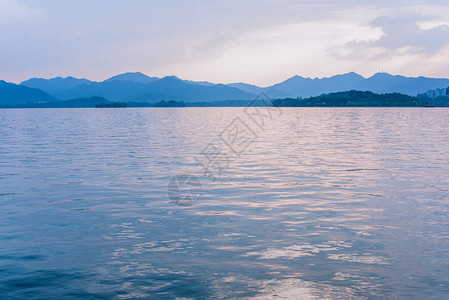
1;0;449;86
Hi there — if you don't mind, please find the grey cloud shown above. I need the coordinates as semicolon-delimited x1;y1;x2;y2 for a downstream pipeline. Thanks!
339;14;449;57
370;15;449;53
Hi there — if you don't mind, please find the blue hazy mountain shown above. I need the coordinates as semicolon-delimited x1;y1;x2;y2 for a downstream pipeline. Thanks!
355;73;449;96
56;76;255;102
183;79;215;86
139;77;255;101
55;80;147;100
269;72;366;98
104;72;159;84
268;72;449;98
20;76;92;95
227;82;262;94
8;72;449;103
106;73;215;86
158;75;215;86
130;76;255;101
0;80;57;106
228;82;291;99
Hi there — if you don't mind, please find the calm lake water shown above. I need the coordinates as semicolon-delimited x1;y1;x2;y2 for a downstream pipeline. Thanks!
0;107;449;299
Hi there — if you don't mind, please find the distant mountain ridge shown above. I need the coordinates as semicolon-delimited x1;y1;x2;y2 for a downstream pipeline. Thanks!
0;80;57;106
20;76;92;95
104;72;159;84
52;75;254;102
4;71;448;106
356;73;449;96
227;82;291;99
269;72;449;98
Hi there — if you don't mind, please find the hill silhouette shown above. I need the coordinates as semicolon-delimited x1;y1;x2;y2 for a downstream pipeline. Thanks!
104;72;159;84
55;76;255;102
4;72;449;105
269;72;449;98
21;76;92;95
273;90;421;107
0;81;57;106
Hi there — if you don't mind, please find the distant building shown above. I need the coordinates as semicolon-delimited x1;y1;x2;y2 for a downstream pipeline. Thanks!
427;88;448;98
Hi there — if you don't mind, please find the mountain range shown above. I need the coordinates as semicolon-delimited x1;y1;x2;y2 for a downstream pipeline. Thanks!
0;80;57;105
53;74;255;102
1;71;449;106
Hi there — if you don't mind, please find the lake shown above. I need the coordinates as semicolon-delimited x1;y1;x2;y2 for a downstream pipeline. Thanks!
0;107;449;299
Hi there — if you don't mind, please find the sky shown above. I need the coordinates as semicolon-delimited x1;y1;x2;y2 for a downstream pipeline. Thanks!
1;0;449;86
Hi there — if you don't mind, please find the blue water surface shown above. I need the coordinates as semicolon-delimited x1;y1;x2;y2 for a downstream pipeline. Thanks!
0;107;449;299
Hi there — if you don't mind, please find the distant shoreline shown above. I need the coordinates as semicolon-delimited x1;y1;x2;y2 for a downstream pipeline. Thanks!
1;90;448;109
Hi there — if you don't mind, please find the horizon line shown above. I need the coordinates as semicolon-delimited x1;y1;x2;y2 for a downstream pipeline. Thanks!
5;71;449;87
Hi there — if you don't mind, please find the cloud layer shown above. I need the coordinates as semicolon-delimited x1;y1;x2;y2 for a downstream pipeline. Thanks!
1;0;449;84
